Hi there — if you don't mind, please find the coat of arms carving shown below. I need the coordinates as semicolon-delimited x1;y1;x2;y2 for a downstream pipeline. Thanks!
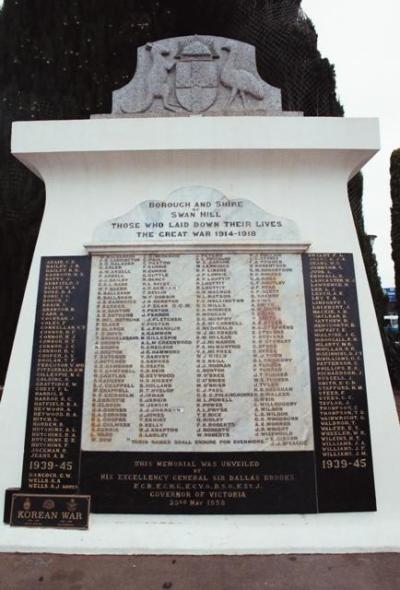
108;35;292;117
175;39;219;113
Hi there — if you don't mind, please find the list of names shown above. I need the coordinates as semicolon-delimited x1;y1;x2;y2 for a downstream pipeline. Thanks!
82;253;314;453
305;253;370;468
23;257;89;491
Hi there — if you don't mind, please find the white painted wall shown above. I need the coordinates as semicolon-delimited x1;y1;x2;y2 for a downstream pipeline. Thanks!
1;116;399;554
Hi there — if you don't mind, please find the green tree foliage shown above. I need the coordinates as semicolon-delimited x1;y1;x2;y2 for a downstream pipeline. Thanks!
225;0;344;116
387;148;400;386
348;173;386;326
0;0;384;384
391;149;400;314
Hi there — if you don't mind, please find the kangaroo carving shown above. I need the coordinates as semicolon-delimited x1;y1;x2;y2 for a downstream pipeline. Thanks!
221;42;265;109
122;43;178;113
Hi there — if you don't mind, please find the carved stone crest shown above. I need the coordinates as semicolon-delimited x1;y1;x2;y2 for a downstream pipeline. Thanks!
105;35;300;117
175;39;219;113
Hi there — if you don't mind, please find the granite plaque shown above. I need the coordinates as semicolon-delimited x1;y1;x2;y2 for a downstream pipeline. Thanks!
4;192;376;524
10;494;90;529
303;254;376;512
21;256;90;493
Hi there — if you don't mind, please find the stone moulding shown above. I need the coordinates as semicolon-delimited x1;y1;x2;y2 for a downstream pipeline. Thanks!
84;242;311;255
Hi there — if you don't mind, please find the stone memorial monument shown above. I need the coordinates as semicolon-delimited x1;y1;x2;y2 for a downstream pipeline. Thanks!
0;36;399;554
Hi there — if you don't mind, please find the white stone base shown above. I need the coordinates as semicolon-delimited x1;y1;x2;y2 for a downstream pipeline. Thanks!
1;116;400;554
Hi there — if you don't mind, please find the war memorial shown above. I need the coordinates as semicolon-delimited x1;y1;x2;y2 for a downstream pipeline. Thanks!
0;35;399;554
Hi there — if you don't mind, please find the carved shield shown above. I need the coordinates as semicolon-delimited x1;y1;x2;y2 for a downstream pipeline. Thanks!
175;58;218;113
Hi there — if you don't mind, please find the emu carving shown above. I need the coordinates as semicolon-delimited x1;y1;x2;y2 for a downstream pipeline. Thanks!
221;42;265;109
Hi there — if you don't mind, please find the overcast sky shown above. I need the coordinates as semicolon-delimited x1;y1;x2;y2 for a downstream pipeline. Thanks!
302;0;400;287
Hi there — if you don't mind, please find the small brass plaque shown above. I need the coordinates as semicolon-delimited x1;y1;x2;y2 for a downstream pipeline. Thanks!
10;494;90;529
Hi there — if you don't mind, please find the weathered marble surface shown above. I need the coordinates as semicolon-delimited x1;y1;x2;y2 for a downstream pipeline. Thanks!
82;252;314;453
91;186;302;245
110;35;285;116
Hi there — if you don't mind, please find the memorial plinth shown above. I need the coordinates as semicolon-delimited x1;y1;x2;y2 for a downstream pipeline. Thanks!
1;114;400;554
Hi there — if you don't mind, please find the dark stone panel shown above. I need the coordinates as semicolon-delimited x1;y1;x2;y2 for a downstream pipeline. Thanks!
302;253;376;512
80;450;317;514
21;256;91;494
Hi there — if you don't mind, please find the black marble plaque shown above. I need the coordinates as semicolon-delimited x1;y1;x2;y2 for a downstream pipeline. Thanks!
21;257;91;493
80;451;317;514
10;494;90;529
302;253;376;512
